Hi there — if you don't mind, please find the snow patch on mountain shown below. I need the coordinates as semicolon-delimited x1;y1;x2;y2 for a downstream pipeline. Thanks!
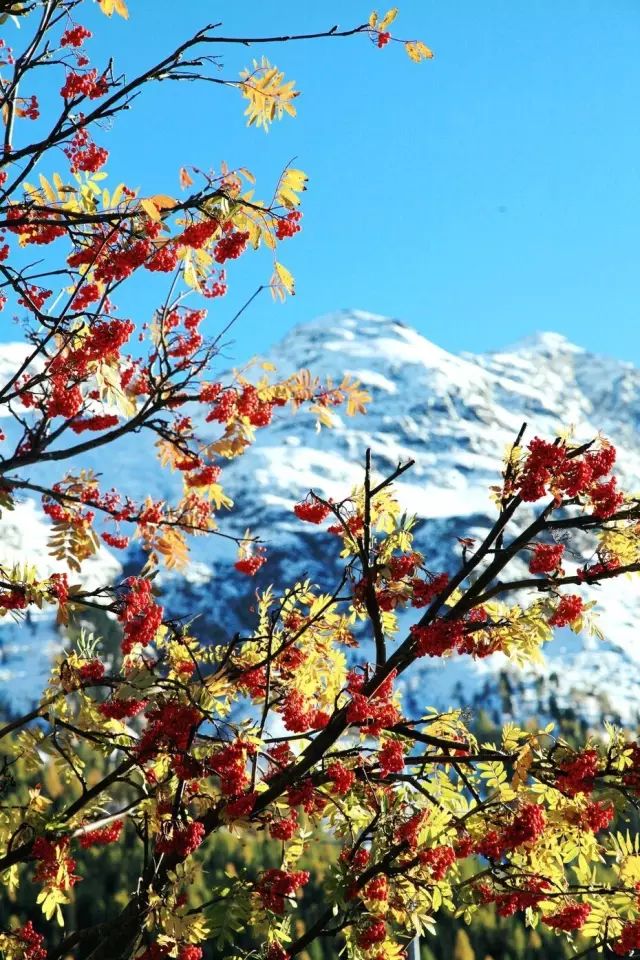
2;309;640;724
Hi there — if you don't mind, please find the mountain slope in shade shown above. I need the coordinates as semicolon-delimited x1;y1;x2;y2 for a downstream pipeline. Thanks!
2;310;640;722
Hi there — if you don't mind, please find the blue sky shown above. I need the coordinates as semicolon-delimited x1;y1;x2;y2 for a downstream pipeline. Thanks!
11;1;640;365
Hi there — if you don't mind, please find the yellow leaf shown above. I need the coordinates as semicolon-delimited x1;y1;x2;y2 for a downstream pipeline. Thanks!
239;58;299;132
346;384;371;417
140;198;161;221
511;742;534;790
98;0;129;17
405;40;434;62
155;529;190;571
273;261;295;297
149;193;177;210
369;11;379;28
379;7;399;30
52;172;65;197
110;183;125;207
39;174;56;203
183;254;201;291
238;166;256;184
276;167;308;209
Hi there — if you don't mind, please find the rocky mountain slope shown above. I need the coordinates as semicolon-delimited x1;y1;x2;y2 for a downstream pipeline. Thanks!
2;311;640;724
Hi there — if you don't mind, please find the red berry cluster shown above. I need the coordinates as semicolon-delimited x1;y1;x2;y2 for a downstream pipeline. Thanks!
18;284;52;311
213;230;249;264
46;573;66;611
70;414;119;434
18;922;47;960
98;697;147;720
6;206;66;245
225;791;257;820
326;761;356;795
478;876;550;917
256;868;310;914
555;749;599;797
293;496;331;524
101;532;130;549
61;24;92;47
275;211;302;240
476;803;545;859
19;94;39;120
614;920;640;955
363;876;388;901
266;944;290;960
419;844;456;880
235;556;267;576
548;594;584;628
32;837;78;889
184;465;221;488
281;689;329;733
387;552;421;580
395;811;428;849
543;901;591;931
287;778;327;816
346;670;400;735
78;820;123;848
238;664;267;699
518;438;622;517
64;129;108;173
238;384;281;426
39;318;134;418
269;810;298;840
209;739;254;796
327;514;364;538
0;590;27;610
179;218;219;248
71;282;101;310
155;820;205;858
146;243;179;273
102;241;154;282
60;69;108;100
454;832;475;859
580;800;614;833
504;802;546;847
589;477;624;519
78;658;105;681
205;383;281;428
178;949;202;960
137;701;201;763
529;543;564;575
340;846;370;870
378;739;405;777
578;557;620;581
410;618;464;657
410;572;449;607
119;576;163;654
357;919;386;949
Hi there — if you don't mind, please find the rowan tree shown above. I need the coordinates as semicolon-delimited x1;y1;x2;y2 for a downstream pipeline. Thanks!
0;4;640;960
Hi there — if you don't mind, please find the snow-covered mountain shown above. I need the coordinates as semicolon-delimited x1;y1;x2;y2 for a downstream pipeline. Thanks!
2;310;640;724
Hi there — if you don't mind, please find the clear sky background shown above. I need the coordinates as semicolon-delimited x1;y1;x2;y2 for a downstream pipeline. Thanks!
15;1;640;365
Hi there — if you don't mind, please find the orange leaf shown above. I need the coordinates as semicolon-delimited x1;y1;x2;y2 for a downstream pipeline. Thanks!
180;167;194;189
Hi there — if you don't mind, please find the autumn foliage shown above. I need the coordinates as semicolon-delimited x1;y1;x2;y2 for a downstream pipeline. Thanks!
0;4;640;960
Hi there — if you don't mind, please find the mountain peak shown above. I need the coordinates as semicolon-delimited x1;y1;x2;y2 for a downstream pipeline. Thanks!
274;310;485;387
502;330;586;356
